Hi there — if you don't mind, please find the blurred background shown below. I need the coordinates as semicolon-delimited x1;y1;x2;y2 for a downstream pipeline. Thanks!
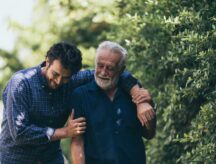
0;0;216;163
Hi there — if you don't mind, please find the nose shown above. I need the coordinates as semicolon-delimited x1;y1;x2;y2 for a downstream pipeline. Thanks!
100;67;108;76
100;69;106;76
55;77;62;85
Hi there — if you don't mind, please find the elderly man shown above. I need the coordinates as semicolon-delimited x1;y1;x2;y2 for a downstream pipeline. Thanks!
71;41;156;164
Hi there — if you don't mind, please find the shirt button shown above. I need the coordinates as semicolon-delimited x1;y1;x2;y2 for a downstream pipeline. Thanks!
51;106;54;110
117;108;121;115
49;92;52;95
116;119;121;126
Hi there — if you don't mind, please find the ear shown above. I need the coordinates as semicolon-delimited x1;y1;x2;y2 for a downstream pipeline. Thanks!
45;57;50;67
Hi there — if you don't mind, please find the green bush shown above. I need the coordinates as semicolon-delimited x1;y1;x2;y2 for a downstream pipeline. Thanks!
107;0;216;163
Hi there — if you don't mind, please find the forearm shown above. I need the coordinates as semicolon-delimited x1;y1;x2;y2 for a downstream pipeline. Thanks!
142;115;156;139
130;85;151;103
7;108;53;145
71;136;85;164
50;127;67;141
130;84;141;95
8;123;53;146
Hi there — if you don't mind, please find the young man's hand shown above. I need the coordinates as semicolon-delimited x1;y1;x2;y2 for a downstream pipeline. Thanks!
50;110;86;141
66;110;86;137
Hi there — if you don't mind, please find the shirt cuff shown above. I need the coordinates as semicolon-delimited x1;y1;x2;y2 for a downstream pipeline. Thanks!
46;127;55;141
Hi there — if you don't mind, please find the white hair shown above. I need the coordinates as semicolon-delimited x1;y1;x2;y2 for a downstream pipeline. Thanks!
95;41;127;69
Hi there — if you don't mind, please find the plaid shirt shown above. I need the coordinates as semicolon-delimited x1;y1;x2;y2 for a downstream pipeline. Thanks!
0;62;137;163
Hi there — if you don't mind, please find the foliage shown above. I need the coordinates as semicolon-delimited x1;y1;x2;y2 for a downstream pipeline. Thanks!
9;0;116;67
1;0;216;163
107;0;216;163
0;49;23;100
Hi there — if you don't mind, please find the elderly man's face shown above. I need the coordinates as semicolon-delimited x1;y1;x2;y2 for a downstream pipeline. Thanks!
95;49;124;90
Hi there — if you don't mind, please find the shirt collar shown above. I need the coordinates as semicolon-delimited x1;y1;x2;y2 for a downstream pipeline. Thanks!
37;61;49;89
87;80;101;91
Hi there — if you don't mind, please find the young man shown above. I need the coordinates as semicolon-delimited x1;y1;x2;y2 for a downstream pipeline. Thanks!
71;41;156;164
0;42;152;163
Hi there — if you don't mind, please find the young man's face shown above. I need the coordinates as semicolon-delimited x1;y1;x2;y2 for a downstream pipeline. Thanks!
44;58;72;89
95;49;124;91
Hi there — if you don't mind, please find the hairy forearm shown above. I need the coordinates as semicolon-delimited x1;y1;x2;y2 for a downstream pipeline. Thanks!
130;85;151;104
130;85;156;138
142;116;156;139
130;85;141;97
71;136;85;164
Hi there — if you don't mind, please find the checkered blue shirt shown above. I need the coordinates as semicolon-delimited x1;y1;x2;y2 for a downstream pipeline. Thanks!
0;62;137;163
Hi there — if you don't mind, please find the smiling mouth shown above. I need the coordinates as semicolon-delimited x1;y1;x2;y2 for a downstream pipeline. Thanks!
98;76;110;81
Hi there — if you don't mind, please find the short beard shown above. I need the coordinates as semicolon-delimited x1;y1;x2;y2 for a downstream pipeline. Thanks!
94;74;119;91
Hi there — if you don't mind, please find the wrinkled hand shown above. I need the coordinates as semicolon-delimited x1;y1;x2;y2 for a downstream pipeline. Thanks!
66;110;86;137
132;88;151;104
137;103;155;128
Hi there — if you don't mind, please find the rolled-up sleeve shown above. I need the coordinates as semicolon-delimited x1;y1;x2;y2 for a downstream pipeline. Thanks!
5;75;51;146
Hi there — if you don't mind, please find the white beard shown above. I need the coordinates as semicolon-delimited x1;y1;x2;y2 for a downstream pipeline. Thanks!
94;74;119;90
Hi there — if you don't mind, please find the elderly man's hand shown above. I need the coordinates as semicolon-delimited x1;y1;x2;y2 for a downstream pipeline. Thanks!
132;88;151;104
137;103;155;128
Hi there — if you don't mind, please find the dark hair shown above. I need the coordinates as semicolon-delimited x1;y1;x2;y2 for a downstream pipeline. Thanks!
46;42;82;74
